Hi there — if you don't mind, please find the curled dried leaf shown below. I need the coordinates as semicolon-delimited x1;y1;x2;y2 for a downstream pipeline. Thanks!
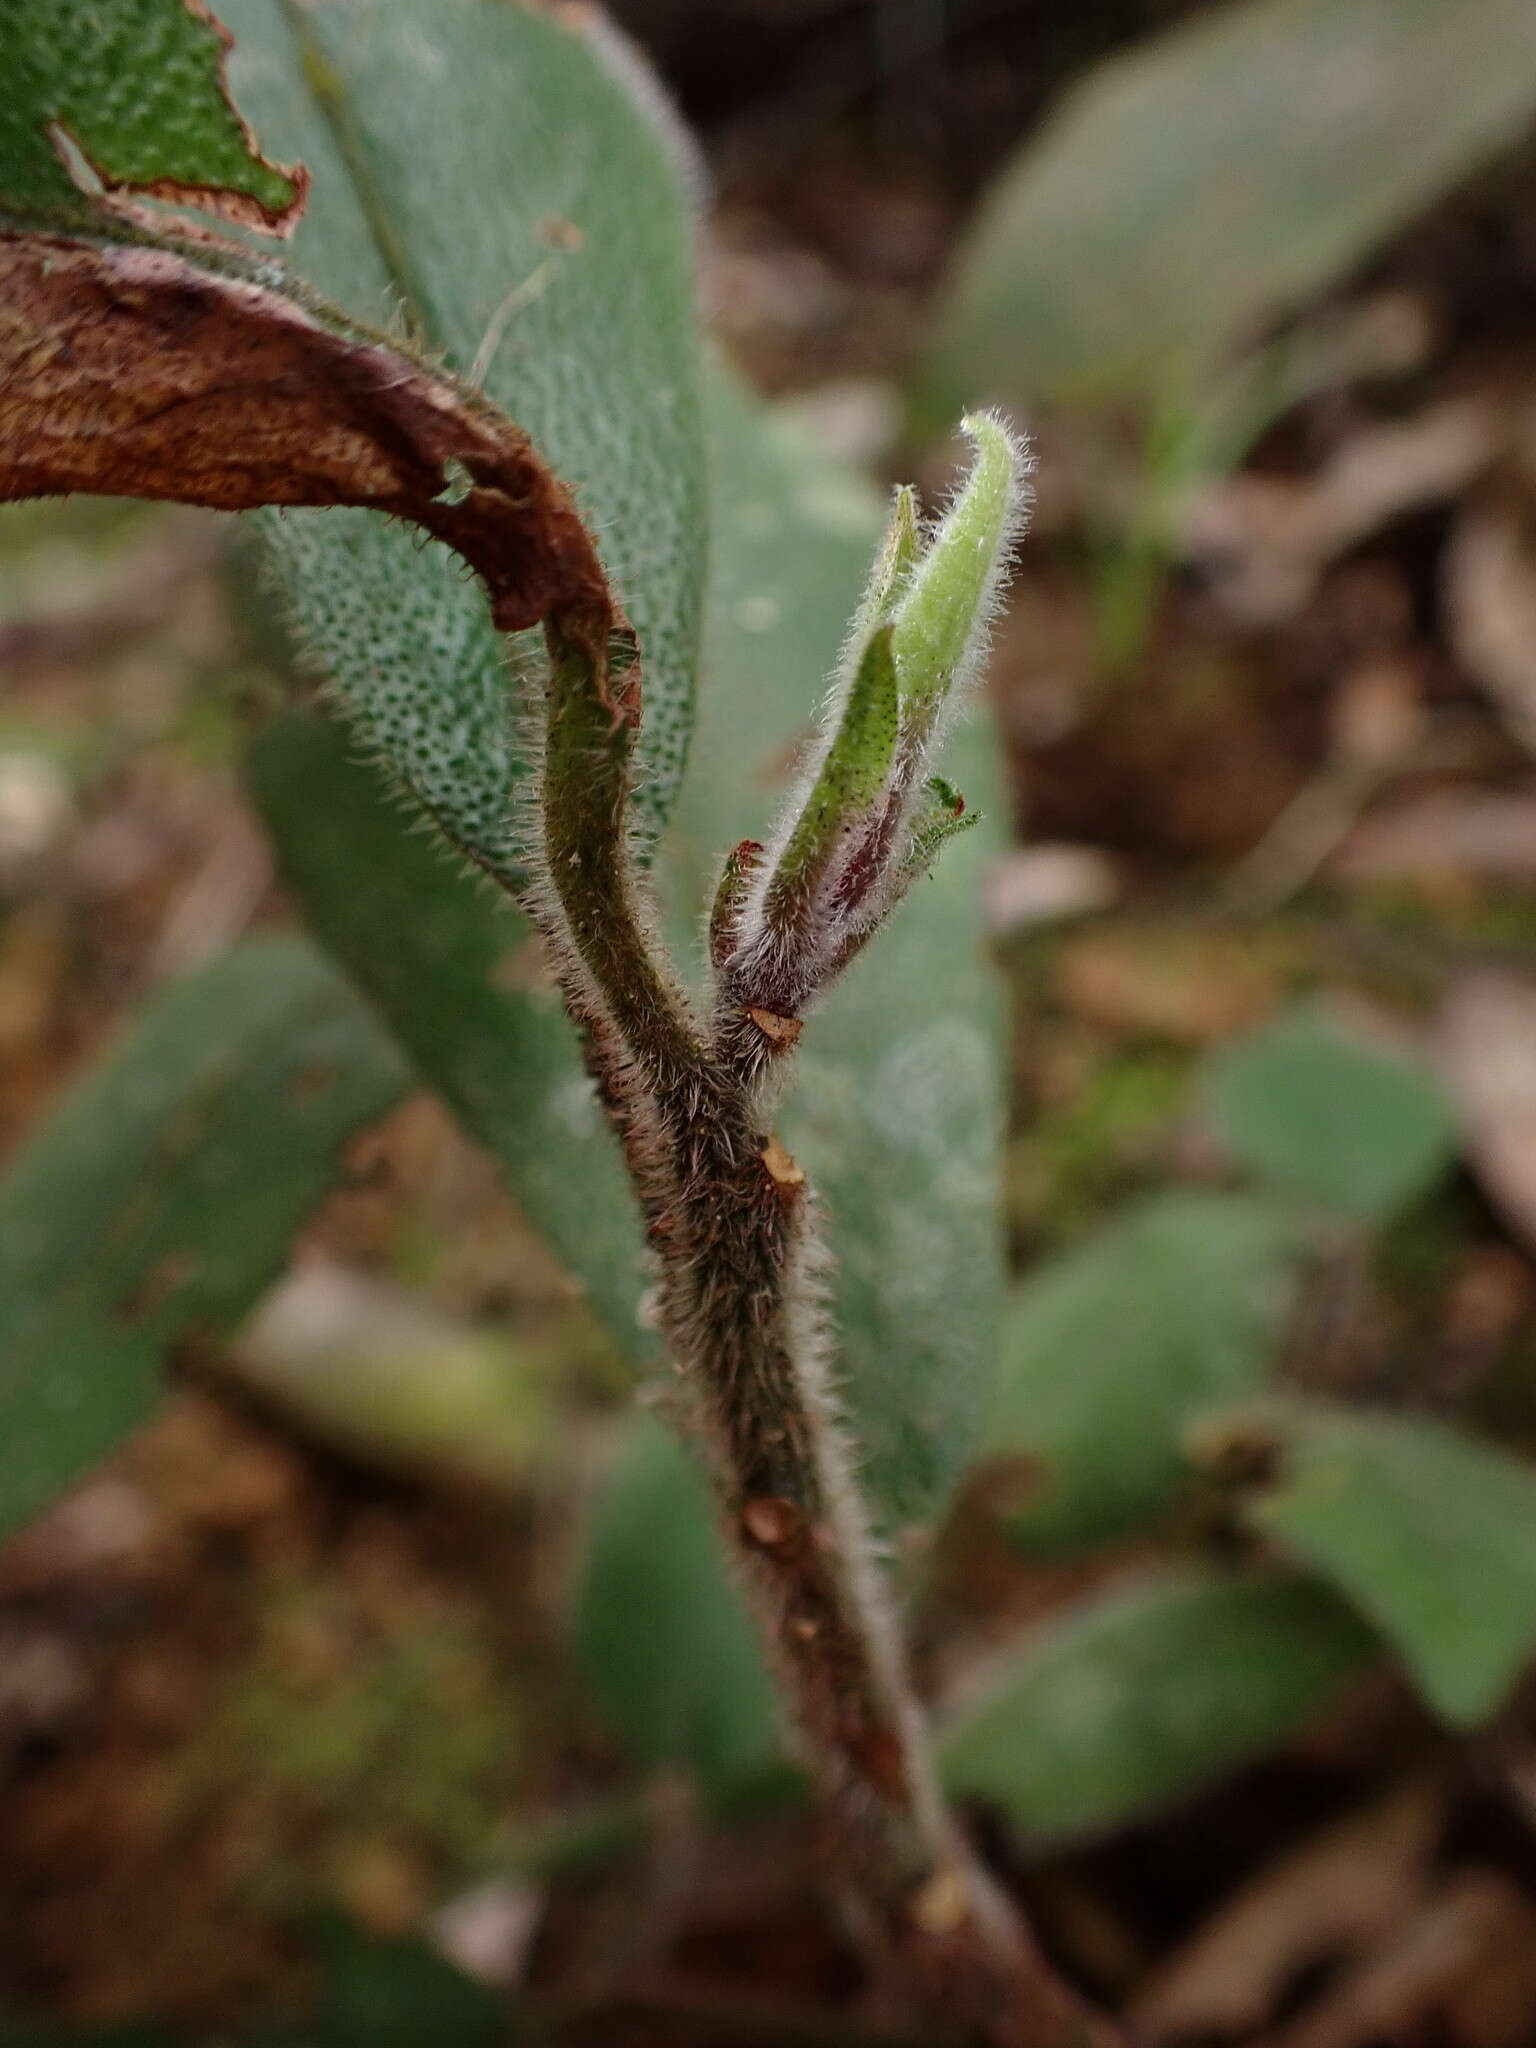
0;233;627;693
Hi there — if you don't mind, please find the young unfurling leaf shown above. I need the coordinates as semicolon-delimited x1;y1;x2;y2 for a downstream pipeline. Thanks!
853;482;922;637
891;412;1028;742
721;411;1026;1014
765;622;901;926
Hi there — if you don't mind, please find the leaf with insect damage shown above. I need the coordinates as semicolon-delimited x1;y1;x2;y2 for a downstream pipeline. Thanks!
0;0;306;234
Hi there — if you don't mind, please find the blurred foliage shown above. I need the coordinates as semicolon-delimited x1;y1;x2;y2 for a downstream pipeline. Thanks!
987;1190;1305;1552
940;1568;1376;1845
944;1006;1536;1831
175;1588;524;1873
0;937;409;1543
571;1413;779;1786
1008;1043;1189;1253
1205;1005;1458;1223
920;0;1536;419
1230;1397;1536;1725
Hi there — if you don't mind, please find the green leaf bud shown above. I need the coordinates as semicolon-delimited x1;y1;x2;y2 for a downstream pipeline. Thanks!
890;412;1027;737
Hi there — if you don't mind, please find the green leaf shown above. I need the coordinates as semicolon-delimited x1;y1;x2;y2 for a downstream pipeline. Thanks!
1223;1397;1536;1726
987;1192;1305;1552
853;483;922;637
889;412;1024;727
1205;1004;1456;1222
302;1919;507;2048
570;1412;778;1785
0;934;410;1542
216;0;705;876
243;710;650;1366
920;0;1536;417
902;777;981;883
769;622;900;905
0;0;304;233
674;368;1007;1523
940;1567;1376;1844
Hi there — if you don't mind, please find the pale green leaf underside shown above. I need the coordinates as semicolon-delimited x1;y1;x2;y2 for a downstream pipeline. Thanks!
244;710;650;1365
774;623;899;892
1235;1397;1536;1726
673;369;1007;1523
0;934;410;1543
940;1568;1376;1844
0;0;301;229
218;0;705;878
920;0;1536;417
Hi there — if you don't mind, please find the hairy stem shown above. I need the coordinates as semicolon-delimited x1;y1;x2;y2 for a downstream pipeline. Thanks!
529;609;706;1248
533;632;1115;2048
661;1112;1102;2046
538;612;699;1084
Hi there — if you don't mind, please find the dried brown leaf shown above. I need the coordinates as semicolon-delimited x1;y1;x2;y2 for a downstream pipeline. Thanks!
1271;1871;1536;2048
1437;971;1536;1253
1446;491;1536;758
0;232;628;698
759;1135;806;1188
1337;789;1536;888
746;1006;803;1047
1131;1779;1445;2043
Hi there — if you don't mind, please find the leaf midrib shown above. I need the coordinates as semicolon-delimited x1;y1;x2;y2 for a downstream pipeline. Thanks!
275;0;435;344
